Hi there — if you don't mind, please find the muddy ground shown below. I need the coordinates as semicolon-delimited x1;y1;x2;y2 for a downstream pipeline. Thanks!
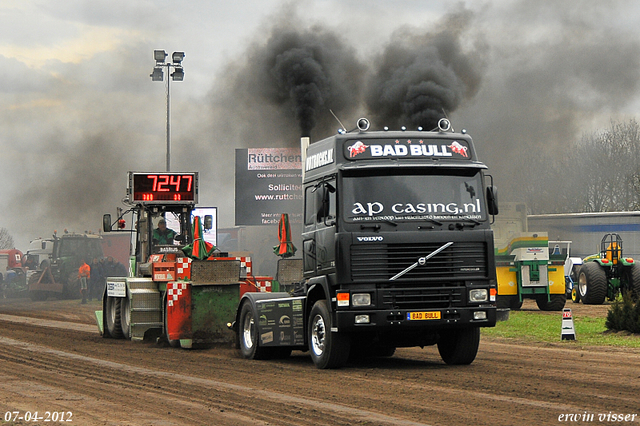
0;297;638;426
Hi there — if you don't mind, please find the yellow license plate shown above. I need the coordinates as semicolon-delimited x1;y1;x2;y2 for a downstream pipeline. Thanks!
407;311;441;320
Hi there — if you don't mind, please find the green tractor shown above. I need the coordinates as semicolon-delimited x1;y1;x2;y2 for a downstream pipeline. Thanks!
27;231;104;301
572;233;640;304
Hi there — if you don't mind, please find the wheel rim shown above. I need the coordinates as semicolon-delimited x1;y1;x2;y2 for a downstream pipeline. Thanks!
578;273;588;297
107;297;116;325
242;312;255;350
311;314;326;356
571;287;578;302
121;296;130;335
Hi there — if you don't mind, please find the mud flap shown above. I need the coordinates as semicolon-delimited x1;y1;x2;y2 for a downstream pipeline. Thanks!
95;310;104;335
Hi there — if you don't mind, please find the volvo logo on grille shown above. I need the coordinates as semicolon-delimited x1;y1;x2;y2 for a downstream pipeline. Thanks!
357;236;384;242
389;241;454;281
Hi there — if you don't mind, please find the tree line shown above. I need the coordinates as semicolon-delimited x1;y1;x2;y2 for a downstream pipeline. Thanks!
519;119;640;214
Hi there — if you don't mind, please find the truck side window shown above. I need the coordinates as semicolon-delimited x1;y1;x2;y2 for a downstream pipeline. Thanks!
304;185;316;225
317;180;336;224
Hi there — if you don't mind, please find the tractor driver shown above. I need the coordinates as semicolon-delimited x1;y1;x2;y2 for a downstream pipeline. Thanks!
153;219;177;245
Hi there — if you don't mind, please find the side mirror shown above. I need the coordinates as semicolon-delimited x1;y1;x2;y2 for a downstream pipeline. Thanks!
486;186;499;216
204;215;213;230
103;214;112;232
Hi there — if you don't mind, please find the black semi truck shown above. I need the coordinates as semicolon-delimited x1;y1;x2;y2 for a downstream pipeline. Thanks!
235;118;499;368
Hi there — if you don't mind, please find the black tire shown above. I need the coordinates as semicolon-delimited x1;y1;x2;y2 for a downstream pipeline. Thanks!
105;296;124;338
535;294;566;311
437;327;480;365
578;262;607;305
121;292;131;340
571;286;580;303
308;300;350;369
371;346;396;357
497;295;522;310
238;302;271;360
624;263;640;301
64;276;80;300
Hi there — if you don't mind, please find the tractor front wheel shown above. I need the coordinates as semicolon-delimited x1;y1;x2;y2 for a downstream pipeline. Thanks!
578;262;607;305
571;287;580;303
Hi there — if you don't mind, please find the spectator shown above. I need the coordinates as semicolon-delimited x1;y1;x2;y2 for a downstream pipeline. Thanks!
78;259;90;304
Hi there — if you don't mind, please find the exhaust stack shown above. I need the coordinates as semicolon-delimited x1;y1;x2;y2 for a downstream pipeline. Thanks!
300;136;310;181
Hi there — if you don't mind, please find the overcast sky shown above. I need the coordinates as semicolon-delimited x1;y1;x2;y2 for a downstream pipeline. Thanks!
2;0;640;250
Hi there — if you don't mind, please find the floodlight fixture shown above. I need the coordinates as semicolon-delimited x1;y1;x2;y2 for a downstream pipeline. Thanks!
150;67;164;81
154;49;167;63
171;67;184;81
172;52;185;64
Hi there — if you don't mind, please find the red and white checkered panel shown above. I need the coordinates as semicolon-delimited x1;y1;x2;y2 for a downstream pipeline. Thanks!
166;282;189;307
236;256;252;277
254;277;272;293
176;257;192;280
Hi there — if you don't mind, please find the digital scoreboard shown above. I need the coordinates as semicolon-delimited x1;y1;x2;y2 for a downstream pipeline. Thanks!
129;172;198;204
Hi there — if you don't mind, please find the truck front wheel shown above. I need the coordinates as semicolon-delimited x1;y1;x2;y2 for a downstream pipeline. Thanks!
437;327;480;365
308;300;350;369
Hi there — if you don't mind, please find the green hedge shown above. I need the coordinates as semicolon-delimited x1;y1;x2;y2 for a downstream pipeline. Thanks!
605;294;640;333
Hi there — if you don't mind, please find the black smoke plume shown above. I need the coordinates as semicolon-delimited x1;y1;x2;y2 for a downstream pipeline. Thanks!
365;10;483;130
222;23;365;140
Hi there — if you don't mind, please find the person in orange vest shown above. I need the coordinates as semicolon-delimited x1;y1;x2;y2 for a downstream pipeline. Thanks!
78;259;91;304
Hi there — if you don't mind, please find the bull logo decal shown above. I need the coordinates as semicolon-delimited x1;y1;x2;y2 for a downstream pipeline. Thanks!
448;141;468;157
348;141;369;157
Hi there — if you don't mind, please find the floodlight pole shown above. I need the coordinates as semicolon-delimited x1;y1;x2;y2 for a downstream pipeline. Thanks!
150;50;184;172
166;70;171;172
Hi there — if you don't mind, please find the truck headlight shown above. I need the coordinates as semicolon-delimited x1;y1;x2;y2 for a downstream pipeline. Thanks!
469;289;488;303
473;311;487;320
355;314;370;324
351;293;371;307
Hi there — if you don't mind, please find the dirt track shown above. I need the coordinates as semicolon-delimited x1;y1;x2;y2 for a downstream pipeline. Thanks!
0;298;638;426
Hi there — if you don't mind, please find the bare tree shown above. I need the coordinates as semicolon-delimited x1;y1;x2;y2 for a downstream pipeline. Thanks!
0;228;15;249
524;119;640;214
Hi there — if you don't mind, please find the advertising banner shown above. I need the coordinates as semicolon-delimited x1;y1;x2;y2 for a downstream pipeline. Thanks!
235;148;303;226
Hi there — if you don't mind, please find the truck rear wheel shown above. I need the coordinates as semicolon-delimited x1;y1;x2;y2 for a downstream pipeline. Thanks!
238;302;271;360
437;327;480;365
535;294;566;311
578;262;607;305
105;296;124;338
308;300;350;369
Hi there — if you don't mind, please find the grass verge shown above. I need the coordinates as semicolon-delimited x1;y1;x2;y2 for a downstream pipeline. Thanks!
483;310;640;348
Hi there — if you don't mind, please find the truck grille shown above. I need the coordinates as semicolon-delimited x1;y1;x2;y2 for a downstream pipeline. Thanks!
382;286;465;309
350;242;487;283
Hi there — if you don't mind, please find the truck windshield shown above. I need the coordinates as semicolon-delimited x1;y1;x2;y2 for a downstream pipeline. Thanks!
343;170;486;223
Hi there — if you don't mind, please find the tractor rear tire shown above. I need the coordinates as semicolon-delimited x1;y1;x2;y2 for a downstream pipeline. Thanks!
120;292;131;340
625;263;640;301
578;262;607;305
105;296;124;338
437;327;480;365
535;294;566;311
